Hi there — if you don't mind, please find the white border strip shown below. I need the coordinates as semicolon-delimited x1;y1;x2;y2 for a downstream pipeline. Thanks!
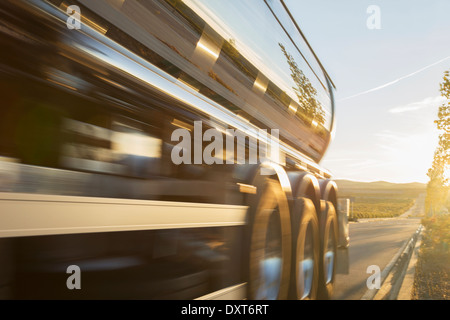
195;283;247;300
0;193;247;238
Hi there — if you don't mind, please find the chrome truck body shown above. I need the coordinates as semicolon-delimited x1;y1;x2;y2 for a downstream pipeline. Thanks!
0;0;345;299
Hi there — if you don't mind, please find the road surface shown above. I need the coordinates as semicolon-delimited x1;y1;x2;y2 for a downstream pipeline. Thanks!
333;217;422;300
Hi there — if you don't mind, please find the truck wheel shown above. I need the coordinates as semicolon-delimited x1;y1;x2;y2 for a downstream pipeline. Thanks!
247;178;291;300
290;198;320;300
318;201;338;300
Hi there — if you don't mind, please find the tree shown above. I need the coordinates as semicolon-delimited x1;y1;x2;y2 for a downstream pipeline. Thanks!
426;70;450;215
435;70;450;158
279;43;325;126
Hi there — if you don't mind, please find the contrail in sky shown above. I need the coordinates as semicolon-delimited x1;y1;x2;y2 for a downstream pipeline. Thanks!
340;55;450;102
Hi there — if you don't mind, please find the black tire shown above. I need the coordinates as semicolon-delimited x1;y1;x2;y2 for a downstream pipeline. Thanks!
289;198;320;300
318;201;338;300
247;178;291;300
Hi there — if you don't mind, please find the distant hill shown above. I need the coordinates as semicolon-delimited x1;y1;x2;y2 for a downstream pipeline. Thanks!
335;179;426;191
334;180;426;218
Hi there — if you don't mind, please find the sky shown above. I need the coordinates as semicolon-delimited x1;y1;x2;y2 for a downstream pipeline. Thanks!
286;0;450;183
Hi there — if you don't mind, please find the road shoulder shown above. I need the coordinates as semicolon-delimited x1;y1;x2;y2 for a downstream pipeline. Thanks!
397;234;422;299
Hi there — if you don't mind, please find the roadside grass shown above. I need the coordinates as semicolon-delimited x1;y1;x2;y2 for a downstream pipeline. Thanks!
412;215;450;300
338;189;422;219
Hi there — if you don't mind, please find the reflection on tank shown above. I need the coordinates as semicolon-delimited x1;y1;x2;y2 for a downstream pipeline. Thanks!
279;43;326;127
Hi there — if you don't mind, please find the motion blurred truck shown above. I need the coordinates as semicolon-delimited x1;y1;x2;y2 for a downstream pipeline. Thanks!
0;0;347;300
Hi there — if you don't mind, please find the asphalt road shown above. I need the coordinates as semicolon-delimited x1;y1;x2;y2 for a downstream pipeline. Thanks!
333;217;422;300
